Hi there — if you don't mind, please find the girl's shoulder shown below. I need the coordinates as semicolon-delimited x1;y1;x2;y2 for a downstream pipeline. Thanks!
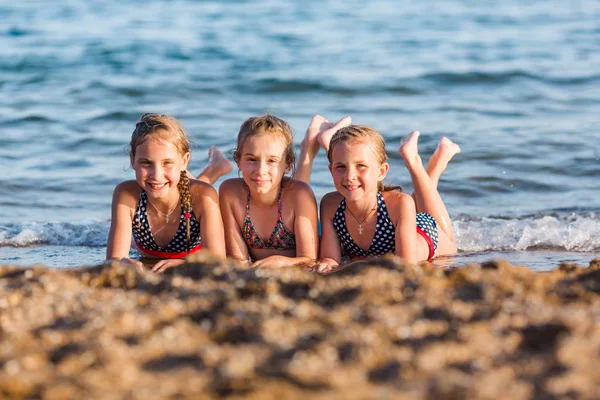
381;191;416;221
319;191;344;215
218;178;246;195
113;180;142;206
188;180;219;210
281;178;317;206
282;178;314;196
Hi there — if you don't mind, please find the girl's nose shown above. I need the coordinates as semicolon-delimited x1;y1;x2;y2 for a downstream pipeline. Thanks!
257;160;268;174
150;165;164;179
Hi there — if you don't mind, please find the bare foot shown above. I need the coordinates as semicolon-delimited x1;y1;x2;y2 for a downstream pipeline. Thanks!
301;114;330;160
399;130;422;168
317;116;351;152
196;146;233;184
425;137;461;189
431;137;461;167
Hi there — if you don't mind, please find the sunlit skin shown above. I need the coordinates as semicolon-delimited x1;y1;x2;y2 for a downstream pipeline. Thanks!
328;140;388;206
132;138;190;203
219;133;319;268
238;135;291;203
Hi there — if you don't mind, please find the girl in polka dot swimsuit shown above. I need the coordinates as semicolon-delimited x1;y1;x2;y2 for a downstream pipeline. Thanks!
106;113;227;272
315;125;460;273
219;115;323;268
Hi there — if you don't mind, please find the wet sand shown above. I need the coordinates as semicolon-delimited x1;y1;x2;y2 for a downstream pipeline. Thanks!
1;253;600;399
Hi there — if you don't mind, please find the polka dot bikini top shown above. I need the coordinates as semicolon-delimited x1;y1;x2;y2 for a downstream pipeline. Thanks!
132;191;202;258
243;189;296;251
332;191;395;257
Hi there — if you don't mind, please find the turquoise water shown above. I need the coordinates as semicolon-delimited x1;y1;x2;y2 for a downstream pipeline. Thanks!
1;1;600;269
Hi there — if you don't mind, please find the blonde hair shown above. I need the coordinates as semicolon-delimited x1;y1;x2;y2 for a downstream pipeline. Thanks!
327;125;402;193
129;113;194;253
233;114;296;178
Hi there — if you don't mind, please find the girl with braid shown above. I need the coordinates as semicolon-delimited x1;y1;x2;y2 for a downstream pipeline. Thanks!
314;126;461;273
106;113;227;272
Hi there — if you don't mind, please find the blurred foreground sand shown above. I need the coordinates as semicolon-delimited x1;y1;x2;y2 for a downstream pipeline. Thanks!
1;253;600;399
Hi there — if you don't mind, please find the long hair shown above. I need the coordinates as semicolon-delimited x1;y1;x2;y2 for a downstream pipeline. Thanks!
130;113;194;253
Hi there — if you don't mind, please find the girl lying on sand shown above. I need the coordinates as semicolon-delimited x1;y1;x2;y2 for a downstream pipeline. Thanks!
219;115;344;268
106;113;231;272
313;125;460;273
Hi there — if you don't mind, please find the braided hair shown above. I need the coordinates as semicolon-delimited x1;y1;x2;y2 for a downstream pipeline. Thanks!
177;170;193;254
129;113;194;253
327;125;402;193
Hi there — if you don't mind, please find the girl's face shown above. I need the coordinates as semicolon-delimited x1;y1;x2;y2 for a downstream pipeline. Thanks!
132;138;189;199
237;134;291;195
329;139;388;202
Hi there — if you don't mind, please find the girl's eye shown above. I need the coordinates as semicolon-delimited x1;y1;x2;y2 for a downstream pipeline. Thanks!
335;165;346;170
358;164;366;168
268;159;278;163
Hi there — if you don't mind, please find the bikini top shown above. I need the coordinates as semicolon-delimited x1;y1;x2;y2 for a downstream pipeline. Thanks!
132;190;202;258
243;189;296;251
332;191;395;257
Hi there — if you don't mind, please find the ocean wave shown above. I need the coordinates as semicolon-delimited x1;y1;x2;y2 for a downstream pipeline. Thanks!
455;212;600;252
2;212;600;253
0;221;110;248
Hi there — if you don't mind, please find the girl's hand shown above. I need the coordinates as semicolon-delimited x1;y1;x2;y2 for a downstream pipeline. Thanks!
108;257;145;272
152;259;185;273
311;261;335;274
251;255;290;269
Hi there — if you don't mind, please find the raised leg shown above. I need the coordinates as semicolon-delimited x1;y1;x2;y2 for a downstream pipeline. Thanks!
195;146;233;185
426;137;461;189
399;131;457;244
296;115;351;183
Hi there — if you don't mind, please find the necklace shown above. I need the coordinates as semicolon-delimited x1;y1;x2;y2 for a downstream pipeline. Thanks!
346;204;376;235
148;196;180;224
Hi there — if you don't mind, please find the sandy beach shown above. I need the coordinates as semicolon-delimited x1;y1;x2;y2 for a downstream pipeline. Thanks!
2;254;600;399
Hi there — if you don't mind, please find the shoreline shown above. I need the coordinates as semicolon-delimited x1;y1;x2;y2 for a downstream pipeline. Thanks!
1;253;600;399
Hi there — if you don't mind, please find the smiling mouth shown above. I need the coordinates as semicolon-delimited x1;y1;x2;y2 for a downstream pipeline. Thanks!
344;184;361;191
147;182;168;190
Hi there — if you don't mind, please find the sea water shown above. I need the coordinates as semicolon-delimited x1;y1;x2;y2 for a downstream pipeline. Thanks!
1;0;599;270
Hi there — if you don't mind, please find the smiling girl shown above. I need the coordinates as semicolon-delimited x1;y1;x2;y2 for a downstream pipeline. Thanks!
219;115;319;267
315;125;460;273
106;113;226;272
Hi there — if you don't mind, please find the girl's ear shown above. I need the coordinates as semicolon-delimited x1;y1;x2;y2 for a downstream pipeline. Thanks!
285;161;292;174
377;162;389;182
182;152;191;168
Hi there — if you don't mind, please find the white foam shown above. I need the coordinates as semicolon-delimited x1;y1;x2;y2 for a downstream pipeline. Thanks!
2;213;600;253
454;212;600;252
0;220;110;247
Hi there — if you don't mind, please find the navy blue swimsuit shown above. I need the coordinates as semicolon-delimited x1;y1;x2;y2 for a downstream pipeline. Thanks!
132;191;202;258
332;192;439;260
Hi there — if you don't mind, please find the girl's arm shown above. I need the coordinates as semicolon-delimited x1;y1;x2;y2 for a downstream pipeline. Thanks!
106;182;143;268
314;192;343;274
219;179;251;262
194;182;226;258
252;181;319;268
394;193;418;264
